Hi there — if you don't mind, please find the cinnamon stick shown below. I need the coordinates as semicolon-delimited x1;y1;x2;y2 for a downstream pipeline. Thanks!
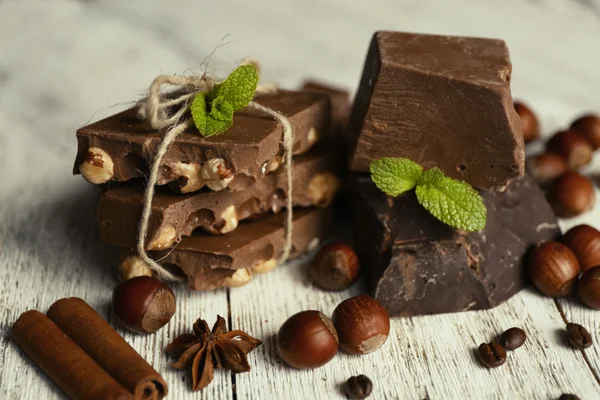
11;310;133;400
47;298;168;400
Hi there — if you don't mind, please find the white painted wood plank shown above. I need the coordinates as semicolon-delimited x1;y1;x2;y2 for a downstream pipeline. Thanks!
1;0;600;399
230;260;600;400
0;179;232;399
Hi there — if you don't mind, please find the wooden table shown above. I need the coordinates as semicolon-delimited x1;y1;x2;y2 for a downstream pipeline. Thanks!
1;0;600;398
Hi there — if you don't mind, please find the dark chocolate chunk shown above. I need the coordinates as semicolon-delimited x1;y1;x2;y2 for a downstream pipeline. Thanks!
346;31;524;189
120;207;332;291
98;144;341;249
348;173;560;317
302;80;351;135
75;90;332;191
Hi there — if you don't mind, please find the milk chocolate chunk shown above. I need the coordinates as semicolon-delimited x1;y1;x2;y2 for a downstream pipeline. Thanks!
347;31;524;189
75;90;332;191
302;81;351;135
348;173;559;317
98;145;341;249
121;208;331;291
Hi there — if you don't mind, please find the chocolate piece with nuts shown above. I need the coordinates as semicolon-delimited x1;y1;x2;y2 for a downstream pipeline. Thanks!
98;144;340;250
348;173;560;317
346;31;524;189
120;207;332;291
74;90;332;190
301;80;351;135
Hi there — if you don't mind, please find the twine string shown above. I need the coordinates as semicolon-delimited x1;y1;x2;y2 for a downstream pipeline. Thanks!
136;66;293;281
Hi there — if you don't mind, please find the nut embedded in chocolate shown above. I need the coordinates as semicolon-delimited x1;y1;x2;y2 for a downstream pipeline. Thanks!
79;147;114;184
201;158;234;191
307;172;341;206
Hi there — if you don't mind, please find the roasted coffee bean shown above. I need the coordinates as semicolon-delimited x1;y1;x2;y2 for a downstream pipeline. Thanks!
344;375;373;399
500;327;527;350
478;341;506;368
566;323;593;349
559;394;581;400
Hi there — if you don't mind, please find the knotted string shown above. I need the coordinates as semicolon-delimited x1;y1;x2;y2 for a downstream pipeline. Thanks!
136;63;294;281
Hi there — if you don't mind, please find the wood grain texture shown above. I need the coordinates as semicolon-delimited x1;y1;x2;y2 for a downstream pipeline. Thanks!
1;0;600;399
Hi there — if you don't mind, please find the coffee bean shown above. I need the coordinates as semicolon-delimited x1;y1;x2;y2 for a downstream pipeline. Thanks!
500;327;526;350
566;323;593;349
559;394;581;400
344;375;373;399
478;341;506;368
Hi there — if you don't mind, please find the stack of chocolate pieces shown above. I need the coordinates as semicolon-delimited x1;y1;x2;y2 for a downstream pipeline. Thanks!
345;31;561;316
74;82;349;290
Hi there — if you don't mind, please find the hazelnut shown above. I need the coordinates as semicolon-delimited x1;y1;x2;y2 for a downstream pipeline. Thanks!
528;241;581;297
571;114;600;150
547;171;595;218
307;172;341;207
201;158;234;191
514;102;540;143
250;258;278;274
276;310;338;369
148;224;178;250
168;162;204;193
202;205;238;235
307;127;319;146
112;276;176;334
547;130;593;169
578;266;600;309
118;256;153;281
562;224;600;272
269;155;283;172
527;153;568;185
79;147;114;184
309;242;360;291
224;268;252;288
331;295;390;355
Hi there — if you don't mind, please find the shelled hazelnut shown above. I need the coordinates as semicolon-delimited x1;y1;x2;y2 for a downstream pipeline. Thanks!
332;295;390;355
79;147;114;184
276;310;338;369
514;102;540;144
571;114;600;150
169;162;204;193
547;130;593;169
148;224;178;250
118;256;153;281
527;153;568;185
547;171;595;218
577;266;600;309
201;158;234;191
309;242;360;291
528;241;580;297
562;225;600;272
112;276;176;334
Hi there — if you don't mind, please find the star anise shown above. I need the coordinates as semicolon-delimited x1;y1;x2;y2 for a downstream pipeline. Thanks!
165;315;262;391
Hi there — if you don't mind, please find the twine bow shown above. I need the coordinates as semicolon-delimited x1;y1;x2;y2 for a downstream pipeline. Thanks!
136;61;294;281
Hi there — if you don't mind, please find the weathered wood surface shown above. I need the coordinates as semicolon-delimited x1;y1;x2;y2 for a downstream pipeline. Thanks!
1;0;600;399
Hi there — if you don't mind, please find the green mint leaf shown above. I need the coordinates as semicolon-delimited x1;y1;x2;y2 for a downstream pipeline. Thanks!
213;64;259;110
209;96;234;121
190;92;233;137
370;157;423;197
415;168;487;232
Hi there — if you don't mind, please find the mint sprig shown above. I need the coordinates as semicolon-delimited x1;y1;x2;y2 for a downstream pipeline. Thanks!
370;158;487;232
191;64;259;137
